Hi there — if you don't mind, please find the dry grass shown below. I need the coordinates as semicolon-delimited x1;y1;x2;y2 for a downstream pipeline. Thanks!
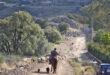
69;59;95;75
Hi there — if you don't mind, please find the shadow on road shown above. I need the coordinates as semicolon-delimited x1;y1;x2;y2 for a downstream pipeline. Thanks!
33;71;48;74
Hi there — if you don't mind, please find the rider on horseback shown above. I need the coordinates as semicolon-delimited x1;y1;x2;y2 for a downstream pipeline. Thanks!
49;48;59;64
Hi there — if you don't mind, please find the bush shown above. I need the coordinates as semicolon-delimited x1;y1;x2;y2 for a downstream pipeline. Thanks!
100;32;110;45
0;54;4;64
93;29;105;43
13;55;21;62
35;38;51;56
85;66;94;73
88;42;110;63
36;18;47;28
59;22;70;33
45;26;62;43
70;59;95;75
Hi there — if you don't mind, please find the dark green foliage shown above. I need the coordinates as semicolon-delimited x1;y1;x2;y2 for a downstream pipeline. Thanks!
100;33;110;45
88;30;110;63
13;55;21;62
88;42;110;63
36;18;48;28
81;0;110;31
93;30;110;45
45;26;62;43
0;11;50;56
59;22;70;33
93;29;105;42
86;0;110;63
35;38;50;56
0;54;4;64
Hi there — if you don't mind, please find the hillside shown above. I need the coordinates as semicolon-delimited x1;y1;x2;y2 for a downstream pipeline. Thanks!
0;0;92;18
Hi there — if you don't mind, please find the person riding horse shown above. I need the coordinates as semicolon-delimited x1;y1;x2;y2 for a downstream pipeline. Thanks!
49;48;59;73
49;48;59;64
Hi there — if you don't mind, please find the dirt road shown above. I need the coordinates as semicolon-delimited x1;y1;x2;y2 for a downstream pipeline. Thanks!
29;29;88;75
31;60;74;75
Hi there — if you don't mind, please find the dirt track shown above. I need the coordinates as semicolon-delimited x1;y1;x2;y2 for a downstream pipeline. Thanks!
31;60;74;75
30;29;88;75
0;28;88;75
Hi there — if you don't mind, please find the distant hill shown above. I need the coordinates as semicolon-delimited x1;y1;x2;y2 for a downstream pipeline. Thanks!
0;0;93;18
0;0;92;5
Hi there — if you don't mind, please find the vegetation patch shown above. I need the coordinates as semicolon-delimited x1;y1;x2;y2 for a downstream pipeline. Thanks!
58;22;70;33
0;11;52;56
69;59;95;75
13;55;22;62
0;54;4;64
88;29;110;63
85;66;94;73
45;26;62;43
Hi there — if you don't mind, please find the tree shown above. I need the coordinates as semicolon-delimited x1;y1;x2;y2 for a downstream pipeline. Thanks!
45;26;62;43
101;32;110;45
59;22;70;33
93;29;105;42
36;18;48;28
81;0;110;31
0;11;50;56
35;38;50;56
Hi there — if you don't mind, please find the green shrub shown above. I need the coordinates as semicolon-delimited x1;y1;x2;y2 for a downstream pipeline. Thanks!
70;60;82;75
0;54;4;64
36;18;47;28
13;55;21;62
93;29;105;43
85;66;94;73
88;42;110;63
59;22;70;33
45;26;62;43
71;62;81;67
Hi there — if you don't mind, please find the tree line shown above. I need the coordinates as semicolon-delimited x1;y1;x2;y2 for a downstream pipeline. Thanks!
88;29;110;63
66;0;110;63
0;11;70;56
81;0;110;63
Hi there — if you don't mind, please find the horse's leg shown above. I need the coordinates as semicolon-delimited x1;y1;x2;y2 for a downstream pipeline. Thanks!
54;66;57;73
53;70;55;74
52;66;54;74
55;69;56;73
51;65;52;72
55;65;57;73
54;60;58;73
52;65;56;74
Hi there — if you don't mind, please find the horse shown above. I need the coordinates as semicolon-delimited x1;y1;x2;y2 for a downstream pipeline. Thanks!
50;57;58;74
